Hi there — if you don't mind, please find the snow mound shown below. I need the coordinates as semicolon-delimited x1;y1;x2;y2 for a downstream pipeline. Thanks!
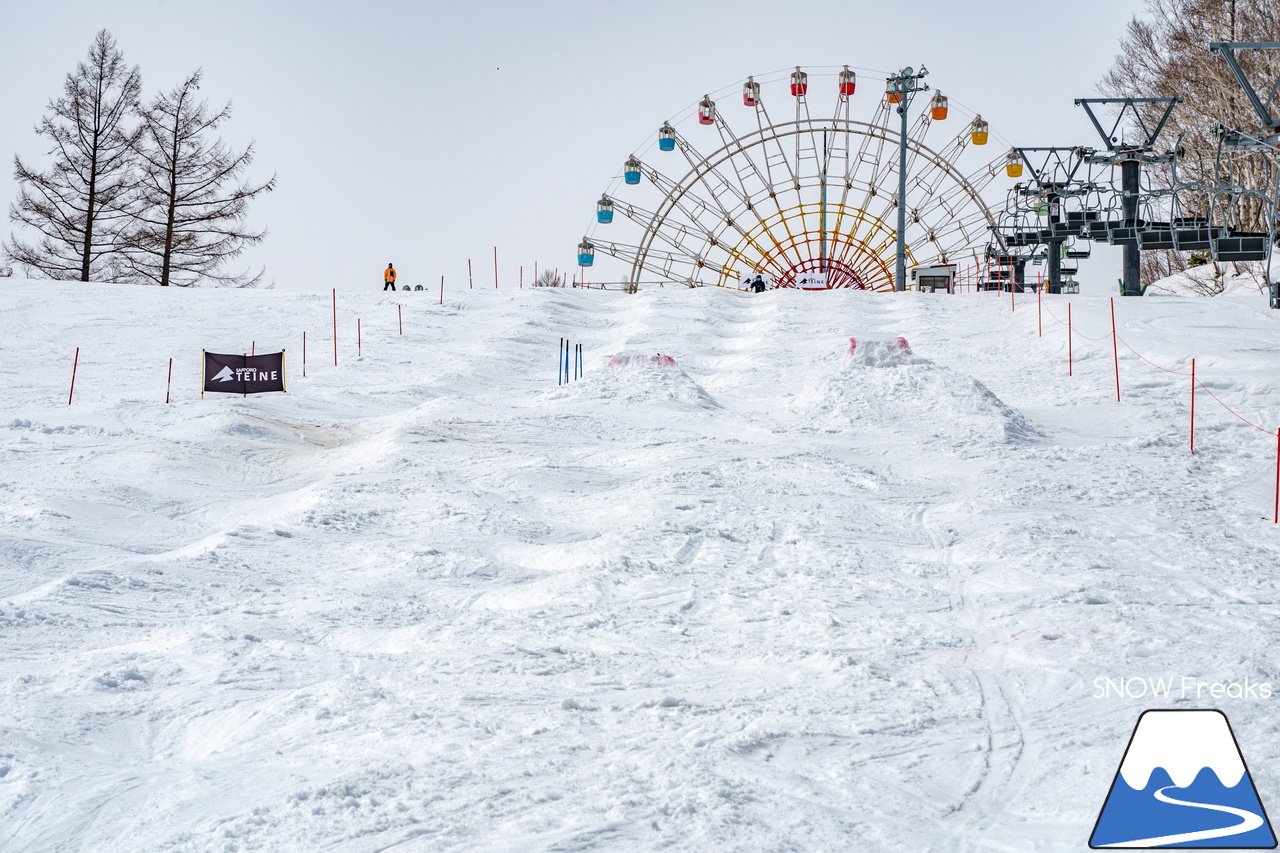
847;336;922;368
796;343;1034;447
563;355;719;409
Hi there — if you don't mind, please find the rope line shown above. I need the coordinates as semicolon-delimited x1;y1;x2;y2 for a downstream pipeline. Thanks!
1041;301;1070;328
1029;299;1273;436
1075;328;1114;343
1115;334;1193;376
1194;379;1274;434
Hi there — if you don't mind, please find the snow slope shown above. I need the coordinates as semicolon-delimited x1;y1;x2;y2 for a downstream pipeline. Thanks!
3;280;1280;851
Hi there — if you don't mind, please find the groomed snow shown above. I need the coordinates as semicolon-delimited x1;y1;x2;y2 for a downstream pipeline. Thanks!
2;280;1280;851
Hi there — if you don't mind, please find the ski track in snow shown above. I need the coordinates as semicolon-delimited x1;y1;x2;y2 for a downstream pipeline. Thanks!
2;282;1280;851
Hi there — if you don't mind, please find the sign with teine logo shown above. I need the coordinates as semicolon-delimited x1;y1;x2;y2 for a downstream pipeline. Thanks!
202;351;286;396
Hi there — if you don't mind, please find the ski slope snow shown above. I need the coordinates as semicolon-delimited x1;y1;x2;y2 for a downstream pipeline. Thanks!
2;280;1280;851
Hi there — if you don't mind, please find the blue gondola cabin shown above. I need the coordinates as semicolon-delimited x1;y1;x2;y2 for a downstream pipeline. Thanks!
659;123;676;152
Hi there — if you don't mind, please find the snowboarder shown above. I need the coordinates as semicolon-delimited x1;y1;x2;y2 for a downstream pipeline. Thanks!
383;263;397;291
752;274;766;293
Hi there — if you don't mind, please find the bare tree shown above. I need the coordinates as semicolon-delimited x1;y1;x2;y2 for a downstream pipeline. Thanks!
534;269;566;287
4;30;140;280
1101;0;1280;288
120;71;274;286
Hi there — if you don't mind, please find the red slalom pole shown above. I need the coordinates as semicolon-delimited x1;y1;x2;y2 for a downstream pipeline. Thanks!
251;341;255;356
1190;358;1195;454
68;347;79;405
1037;285;1042;337
358;318;362;357
1110;297;1120;402
1067;303;1073;376
332;288;338;366
398;304;403;335
165;357;173;404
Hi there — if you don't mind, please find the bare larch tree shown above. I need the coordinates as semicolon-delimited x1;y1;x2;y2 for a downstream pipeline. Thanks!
4;30;141;281
121;70;274;287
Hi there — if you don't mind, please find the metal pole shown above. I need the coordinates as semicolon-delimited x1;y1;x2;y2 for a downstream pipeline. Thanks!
895;95;909;292
1121;155;1142;296
1047;192;1063;295
821;129;828;278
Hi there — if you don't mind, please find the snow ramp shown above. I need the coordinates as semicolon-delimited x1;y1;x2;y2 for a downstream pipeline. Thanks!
559;352;719;410
796;338;1034;450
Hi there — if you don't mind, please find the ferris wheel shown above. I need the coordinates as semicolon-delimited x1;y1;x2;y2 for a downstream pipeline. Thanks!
580;66;1005;290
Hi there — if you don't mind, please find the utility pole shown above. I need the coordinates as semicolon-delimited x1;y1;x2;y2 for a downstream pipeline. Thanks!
886;66;930;292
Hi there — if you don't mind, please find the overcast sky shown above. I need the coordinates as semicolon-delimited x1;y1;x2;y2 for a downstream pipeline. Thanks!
0;0;1153;293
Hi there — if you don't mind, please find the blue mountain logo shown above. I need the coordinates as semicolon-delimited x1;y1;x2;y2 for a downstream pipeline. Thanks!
1091;709;1276;848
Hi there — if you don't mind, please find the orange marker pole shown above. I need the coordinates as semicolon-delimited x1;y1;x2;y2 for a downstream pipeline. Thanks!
1037;285;1042;337
1068;303;1073;377
68;347;79;405
1110;297;1120;402
1190;359;1195;454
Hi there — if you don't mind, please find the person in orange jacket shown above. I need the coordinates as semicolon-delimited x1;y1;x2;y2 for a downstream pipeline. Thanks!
383;263;397;291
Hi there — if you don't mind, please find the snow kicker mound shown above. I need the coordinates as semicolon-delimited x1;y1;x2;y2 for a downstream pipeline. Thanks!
848;336;918;367
608;353;677;368
568;353;719;409
797;340;1034;448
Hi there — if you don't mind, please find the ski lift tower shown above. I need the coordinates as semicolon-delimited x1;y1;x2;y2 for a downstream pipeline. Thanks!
1008;146;1094;294
1075;97;1182;296
1209;42;1280;307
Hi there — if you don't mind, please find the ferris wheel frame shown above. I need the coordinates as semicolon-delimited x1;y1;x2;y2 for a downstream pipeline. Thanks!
585;68;1005;291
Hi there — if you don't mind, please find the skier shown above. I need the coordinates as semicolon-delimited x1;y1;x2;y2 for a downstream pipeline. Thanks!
383;263;397;291
752;274;766;293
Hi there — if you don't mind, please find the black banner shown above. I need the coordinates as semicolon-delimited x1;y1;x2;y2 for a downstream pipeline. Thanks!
203;351;286;395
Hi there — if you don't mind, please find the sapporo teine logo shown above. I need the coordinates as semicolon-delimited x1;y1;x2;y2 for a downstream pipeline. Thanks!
213;365;278;383
1090;709;1276;848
